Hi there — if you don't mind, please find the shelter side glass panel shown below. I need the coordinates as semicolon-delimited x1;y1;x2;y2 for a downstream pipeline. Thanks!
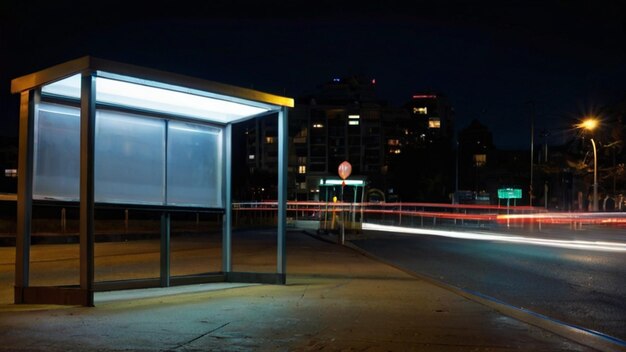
31;100;225;285
168;121;223;276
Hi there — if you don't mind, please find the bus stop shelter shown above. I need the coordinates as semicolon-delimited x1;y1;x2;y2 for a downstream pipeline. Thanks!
11;56;293;306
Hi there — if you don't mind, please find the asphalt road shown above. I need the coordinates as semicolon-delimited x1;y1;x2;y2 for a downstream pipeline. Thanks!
352;230;626;342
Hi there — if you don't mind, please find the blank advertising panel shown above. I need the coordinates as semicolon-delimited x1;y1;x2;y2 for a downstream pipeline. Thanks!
94;110;166;205
33;103;81;200
166;121;222;207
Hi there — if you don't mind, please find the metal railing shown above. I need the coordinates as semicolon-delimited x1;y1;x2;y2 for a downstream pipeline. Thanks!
232;201;545;231
232;201;626;232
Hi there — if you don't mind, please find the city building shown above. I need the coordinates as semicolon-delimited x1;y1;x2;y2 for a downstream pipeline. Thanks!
0;137;17;194
404;93;454;146
457;119;495;201
243;76;457;202
288;75;390;200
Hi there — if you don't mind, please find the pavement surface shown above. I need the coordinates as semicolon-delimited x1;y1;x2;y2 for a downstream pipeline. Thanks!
0;229;599;351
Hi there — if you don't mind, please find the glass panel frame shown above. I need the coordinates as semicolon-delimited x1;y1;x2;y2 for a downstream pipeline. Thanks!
166;121;223;208
33;103;81;201
33;99;226;210
94;110;166;205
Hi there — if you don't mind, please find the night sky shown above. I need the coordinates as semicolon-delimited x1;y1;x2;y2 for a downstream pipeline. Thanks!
1;1;625;149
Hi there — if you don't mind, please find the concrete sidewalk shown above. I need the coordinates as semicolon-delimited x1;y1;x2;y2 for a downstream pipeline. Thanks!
0;230;593;351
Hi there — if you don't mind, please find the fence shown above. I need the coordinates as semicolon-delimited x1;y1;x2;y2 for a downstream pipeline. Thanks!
232;201;543;231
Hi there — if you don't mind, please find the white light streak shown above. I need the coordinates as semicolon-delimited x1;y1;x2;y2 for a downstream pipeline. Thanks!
362;223;626;252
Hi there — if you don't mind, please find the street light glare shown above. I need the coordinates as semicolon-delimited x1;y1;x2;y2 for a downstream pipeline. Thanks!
576;116;600;211
579;118;599;131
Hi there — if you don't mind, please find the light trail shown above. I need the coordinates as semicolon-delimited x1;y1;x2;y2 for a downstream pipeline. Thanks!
362;223;626;252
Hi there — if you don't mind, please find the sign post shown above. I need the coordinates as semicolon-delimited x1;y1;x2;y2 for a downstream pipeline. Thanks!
338;161;352;245
497;188;522;228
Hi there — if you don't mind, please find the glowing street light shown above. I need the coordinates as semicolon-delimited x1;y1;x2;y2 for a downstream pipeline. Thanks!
579;118;599;131
578;117;599;211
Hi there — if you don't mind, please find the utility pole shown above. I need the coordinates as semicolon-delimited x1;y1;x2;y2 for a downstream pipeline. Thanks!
529;101;534;207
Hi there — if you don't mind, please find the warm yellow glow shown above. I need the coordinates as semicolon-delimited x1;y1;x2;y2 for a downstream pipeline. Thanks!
413;107;428;115
473;154;486;166
579;118;599;131
428;117;441;128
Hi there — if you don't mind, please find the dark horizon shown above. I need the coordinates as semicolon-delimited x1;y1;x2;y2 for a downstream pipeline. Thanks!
1;1;625;149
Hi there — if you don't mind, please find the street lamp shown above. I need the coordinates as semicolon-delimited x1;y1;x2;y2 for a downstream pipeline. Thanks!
578;118;599;211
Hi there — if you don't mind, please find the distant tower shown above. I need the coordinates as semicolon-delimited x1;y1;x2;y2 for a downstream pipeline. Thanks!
458;119;494;192
405;93;454;147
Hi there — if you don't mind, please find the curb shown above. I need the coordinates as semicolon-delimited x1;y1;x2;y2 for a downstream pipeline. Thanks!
301;229;626;352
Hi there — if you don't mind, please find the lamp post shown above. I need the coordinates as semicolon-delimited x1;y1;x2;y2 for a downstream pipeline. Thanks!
578;118;599;211
590;138;598;212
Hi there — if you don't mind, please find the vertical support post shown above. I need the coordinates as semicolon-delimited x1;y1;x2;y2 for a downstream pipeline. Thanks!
160;212;170;287
591;138;598;212
222;124;232;273
507;198;510;228
529;101;534;207
61;208;67;234
277;107;288;283
15;89;38;303
339;184;345;245
124;209;129;234
352;185;357;226
80;73;96;306
360;185;365;226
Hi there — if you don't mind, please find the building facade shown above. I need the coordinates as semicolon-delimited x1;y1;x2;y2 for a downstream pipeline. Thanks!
244;76;456;202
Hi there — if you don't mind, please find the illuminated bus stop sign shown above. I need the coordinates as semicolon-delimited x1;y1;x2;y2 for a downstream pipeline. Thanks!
338;161;352;186
498;188;522;199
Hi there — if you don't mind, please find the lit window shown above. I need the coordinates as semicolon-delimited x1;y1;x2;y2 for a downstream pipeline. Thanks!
428;117;441;128
248;154;255;160
313;123;324;128
266;136;275;144
389;148;401;154
298;165;306;174
413;107;428;115
348;120;360;126
474;154;487;167
387;139;400;146
4;169;17;178
348;114;360;119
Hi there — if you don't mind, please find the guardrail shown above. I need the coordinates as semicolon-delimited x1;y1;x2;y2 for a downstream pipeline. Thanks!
2;196;624;236
233;201;626;231
232;201;547;231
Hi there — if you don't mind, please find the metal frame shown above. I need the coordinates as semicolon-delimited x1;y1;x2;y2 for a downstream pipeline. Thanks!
12;56;293;306
277;107;288;281
79;73;96;306
14;89;37;304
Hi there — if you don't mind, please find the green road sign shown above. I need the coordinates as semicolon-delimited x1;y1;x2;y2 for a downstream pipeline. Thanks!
498;188;522;199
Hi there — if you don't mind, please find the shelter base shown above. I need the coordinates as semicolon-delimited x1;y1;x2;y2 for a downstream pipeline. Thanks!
226;272;286;285
15;286;92;306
